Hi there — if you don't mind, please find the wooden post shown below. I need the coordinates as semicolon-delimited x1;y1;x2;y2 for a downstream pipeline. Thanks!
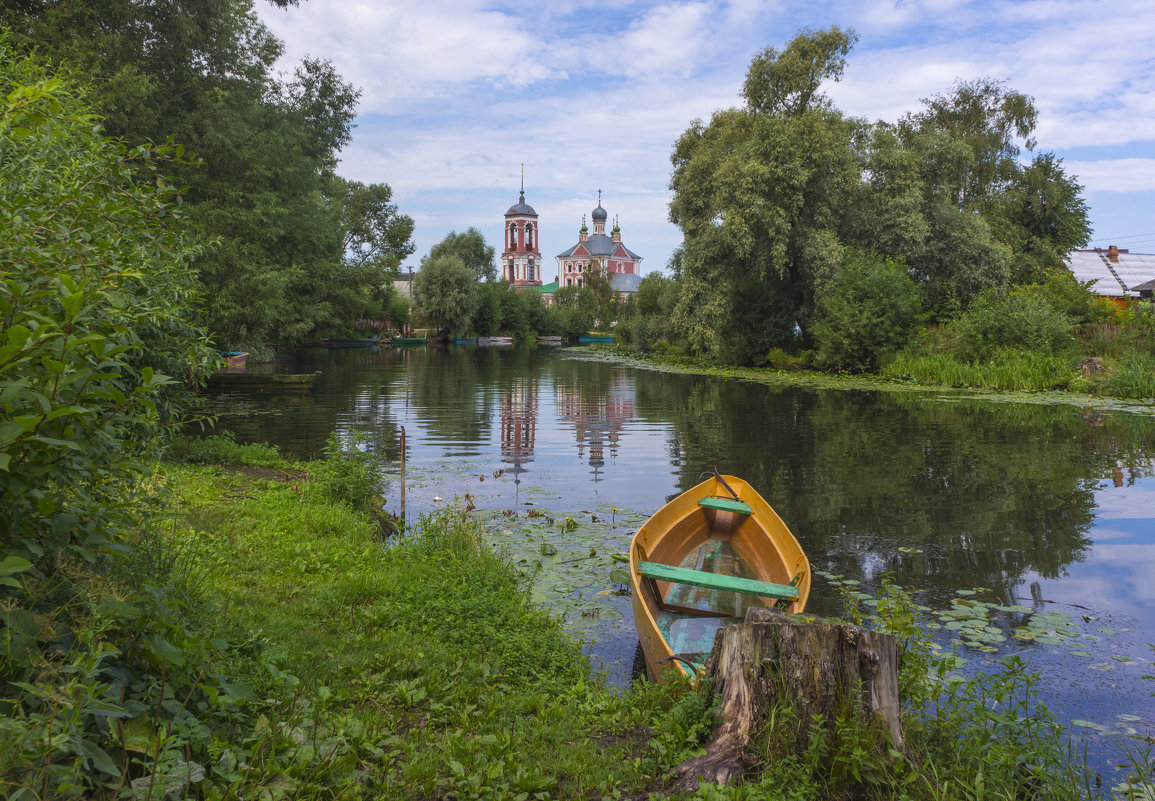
399;426;406;522
672;606;904;792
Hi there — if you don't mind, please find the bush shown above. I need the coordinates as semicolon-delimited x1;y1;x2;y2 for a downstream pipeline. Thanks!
811;250;921;372
948;286;1075;361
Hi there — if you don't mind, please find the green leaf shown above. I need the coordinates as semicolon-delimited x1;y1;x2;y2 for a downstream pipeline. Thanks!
7;325;31;347
0;556;33;577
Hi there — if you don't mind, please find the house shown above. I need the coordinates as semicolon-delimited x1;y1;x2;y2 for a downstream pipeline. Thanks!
1064;246;1155;303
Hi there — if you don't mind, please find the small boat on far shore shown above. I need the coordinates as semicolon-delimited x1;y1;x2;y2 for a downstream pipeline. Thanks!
321;335;382;348
629;472;810;683
454;337;478;345
537;336;563;345
579;335;613;344
477;336;514;346
205;371;321;392
391;336;427;345
222;351;248;368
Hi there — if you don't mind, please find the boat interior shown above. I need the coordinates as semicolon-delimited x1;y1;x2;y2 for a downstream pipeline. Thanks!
654;537;772;667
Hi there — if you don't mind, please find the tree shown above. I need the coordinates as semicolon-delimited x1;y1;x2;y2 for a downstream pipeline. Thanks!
668;27;861;362
581;257;616;328
428;228;497;282
549;286;598;339
4;1;414;351
411;255;479;338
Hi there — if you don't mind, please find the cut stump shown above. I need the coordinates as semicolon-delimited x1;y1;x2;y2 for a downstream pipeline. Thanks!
673;606;904;792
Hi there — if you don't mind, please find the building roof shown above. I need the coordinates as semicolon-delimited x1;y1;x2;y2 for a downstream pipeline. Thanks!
591;202;608;221
505;190;538;217
556;234;642;260
1064;249;1155;297
523;280;559;294
610;273;643;293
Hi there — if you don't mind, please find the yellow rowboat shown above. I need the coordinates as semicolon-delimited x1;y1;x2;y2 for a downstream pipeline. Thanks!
629;474;810;682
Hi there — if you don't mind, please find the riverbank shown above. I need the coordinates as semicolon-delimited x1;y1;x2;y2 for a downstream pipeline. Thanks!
101;437;1147;799
577;346;1155;417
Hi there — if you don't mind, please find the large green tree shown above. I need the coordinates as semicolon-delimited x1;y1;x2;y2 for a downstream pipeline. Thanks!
0;40;214;581
2;0;414;351
411;255;479;338
669;27;861;362
669;29;1091;364
427;228;497;282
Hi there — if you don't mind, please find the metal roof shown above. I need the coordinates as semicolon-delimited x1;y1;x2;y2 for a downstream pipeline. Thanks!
1063;250;1155;297
505;190;538;217
610;273;643;293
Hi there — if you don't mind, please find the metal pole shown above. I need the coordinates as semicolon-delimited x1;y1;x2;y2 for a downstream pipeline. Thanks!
400;425;406;523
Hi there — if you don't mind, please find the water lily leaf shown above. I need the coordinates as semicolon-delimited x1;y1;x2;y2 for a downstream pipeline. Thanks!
1069;650;1093;658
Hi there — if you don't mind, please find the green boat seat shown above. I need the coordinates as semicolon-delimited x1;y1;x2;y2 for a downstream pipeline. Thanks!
637;561;799;602
697;496;753;514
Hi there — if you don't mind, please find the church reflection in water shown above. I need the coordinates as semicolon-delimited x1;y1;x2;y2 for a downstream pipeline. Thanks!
496;370;638;485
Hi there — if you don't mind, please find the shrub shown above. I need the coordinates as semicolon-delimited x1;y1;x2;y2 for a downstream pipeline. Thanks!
811;250;921;372
948;287;1075;361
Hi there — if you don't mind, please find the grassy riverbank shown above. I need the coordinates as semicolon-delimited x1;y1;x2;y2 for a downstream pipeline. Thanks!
9;435;1151;799
582;345;1155;416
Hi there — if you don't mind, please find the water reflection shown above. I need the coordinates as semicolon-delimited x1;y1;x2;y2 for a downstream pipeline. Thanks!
205;346;1155;770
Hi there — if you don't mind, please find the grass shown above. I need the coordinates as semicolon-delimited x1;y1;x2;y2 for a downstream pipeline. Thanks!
8;435;1153;799
881;350;1079;392
154;454;704;799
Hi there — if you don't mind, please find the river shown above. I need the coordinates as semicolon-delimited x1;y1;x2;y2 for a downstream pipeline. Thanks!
205;343;1155;775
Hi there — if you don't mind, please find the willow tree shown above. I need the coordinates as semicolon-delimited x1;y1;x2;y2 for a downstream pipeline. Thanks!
668;27;861;363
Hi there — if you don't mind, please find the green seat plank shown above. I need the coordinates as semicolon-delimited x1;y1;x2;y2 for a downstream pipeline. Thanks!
638;561;799;601
698;496;753;514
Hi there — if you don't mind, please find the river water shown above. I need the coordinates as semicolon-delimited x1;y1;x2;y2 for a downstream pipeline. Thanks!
206;343;1155;774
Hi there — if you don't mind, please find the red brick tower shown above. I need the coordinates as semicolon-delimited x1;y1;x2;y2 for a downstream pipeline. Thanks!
501;166;542;286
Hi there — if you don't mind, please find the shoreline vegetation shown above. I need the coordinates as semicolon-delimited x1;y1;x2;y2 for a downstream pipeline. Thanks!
5;433;1152;799
577;343;1155;417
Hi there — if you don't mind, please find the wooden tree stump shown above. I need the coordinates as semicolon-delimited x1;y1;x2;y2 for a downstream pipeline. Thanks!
672;606;904;792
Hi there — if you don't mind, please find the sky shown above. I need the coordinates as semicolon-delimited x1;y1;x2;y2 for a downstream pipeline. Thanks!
255;0;1155;277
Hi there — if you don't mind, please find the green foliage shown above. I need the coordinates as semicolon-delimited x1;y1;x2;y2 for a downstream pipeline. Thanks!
548;286;598;339
812;250;922;372
165;432;284;467
883;350;1076;391
428;227;497;282
7;1;414;350
473;282;504;336
412;254;480;337
949;287;1076;361
309;432;383;516
1100;352;1155;399
0;44;213;565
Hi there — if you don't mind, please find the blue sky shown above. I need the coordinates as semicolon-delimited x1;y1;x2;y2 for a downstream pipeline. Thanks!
256;0;1155;276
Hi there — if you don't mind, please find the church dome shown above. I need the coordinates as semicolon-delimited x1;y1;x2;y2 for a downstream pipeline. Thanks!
591;202;608;221
506;190;537;217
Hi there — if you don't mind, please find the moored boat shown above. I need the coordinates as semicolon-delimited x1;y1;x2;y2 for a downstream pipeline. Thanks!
391;336;427;345
222;351;248;368
477;336;514;346
454;337;478;345
322;334;381;348
629;472;810;683
578;335;613;344
205;371;321;392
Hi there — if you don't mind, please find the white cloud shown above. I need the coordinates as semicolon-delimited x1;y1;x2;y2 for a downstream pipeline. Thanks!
1066;159;1155;193
257;0;1155;270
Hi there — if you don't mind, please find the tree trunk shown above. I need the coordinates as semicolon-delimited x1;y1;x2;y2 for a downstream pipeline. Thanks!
672;606;904;792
